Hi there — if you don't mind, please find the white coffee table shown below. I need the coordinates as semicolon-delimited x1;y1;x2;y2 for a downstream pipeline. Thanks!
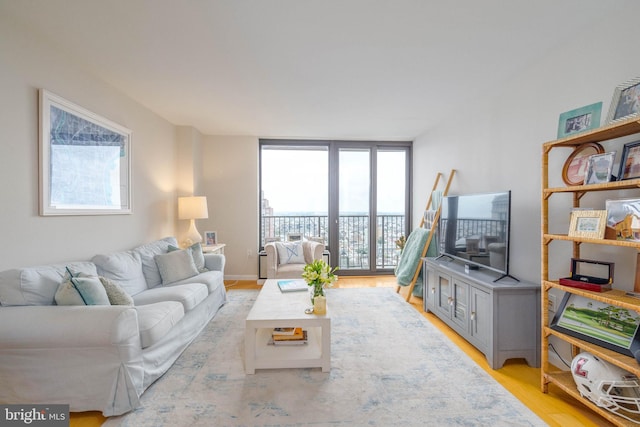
245;279;331;374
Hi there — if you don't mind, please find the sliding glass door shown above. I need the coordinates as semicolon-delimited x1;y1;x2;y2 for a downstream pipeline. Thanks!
260;140;411;275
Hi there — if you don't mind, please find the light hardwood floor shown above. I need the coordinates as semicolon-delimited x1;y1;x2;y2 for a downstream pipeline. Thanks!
70;276;611;427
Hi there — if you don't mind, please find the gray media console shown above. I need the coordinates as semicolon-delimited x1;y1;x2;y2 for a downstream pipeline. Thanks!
423;257;540;369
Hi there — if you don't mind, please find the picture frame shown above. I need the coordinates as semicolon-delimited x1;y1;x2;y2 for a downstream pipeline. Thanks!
557;102;602;138
264;237;280;244
550;293;640;358
584;151;616;185
607;76;640;123
568;209;607;239
606;198;640;241
286;232;303;242
204;231;217;246
618;140;640;181
39;89;132;216
561;142;605;186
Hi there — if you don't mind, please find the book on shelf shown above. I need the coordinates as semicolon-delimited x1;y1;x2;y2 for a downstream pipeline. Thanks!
269;330;308;346
272;327;304;340
277;279;308;293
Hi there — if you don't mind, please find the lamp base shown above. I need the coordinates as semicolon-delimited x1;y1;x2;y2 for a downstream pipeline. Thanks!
185;219;202;246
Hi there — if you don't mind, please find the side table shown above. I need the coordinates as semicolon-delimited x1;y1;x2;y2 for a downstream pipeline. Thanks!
203;243;225;254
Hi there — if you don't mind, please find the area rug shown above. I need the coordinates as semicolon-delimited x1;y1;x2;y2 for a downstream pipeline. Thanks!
104;288;546;427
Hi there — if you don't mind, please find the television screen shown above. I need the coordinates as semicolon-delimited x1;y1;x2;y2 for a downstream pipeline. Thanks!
438;191;511;277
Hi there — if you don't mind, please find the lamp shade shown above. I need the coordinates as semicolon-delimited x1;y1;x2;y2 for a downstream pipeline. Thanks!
178;196;208;220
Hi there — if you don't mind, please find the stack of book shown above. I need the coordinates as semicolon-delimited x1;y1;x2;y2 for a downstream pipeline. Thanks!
269;327;308;345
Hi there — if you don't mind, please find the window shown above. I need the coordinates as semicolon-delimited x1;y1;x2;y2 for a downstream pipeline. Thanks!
260;140;411;274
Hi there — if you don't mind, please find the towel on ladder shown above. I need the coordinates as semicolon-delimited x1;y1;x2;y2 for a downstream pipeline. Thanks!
395;228;438;296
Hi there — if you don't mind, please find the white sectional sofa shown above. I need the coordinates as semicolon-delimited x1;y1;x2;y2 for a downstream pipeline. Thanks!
0;237;227;416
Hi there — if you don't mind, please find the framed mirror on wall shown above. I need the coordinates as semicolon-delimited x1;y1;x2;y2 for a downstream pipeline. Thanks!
39;89;132;215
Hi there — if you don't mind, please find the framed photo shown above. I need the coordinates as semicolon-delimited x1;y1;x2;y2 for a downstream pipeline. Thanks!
568;209;607;239
606;198;640;241
550;293;640;358
607;76;640;123
618;140;640;181
584;151;616;185
561;142;604;186
286;232;303;242
204;231;217;246
557;102;602;138
264;237;280;244
39;89;132;215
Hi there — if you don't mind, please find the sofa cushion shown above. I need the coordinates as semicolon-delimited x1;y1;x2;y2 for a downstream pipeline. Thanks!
169;270;224;295
132;283;208;312
132;237;178;288
0;261;98;306
99;276;134;306
276;241;305;265
135;301;185;348
92;251;147;296
55;275;111;306
169;242;207;273
155;250;199;284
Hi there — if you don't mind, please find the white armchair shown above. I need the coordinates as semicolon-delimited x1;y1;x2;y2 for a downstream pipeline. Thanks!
265;240;324;279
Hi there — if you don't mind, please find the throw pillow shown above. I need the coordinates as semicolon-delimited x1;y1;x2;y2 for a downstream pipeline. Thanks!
168;242;208;273
99;276;134;306
275;241;305;265
154;249;199;284
55;269;110;306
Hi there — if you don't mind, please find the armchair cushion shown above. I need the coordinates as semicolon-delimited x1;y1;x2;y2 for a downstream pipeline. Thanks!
265;241;325;279
275;241;305;265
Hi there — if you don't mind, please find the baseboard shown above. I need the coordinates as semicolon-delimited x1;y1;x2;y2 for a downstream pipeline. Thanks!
224;274;258;281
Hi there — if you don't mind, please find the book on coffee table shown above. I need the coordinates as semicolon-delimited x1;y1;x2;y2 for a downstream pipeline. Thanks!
272;327;297;336
277;279;308;293
269;330;308;346
272;327;304;340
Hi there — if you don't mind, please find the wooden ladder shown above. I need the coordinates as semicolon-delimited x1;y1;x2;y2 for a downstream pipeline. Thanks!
397;169;456;302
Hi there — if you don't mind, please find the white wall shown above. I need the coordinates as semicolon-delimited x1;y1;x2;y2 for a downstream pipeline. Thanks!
413;5;640;367
200;136;260;280
414;5;640;285
0;14;178;270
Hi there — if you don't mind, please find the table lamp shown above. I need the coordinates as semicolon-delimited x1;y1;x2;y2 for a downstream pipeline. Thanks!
178;196;208;245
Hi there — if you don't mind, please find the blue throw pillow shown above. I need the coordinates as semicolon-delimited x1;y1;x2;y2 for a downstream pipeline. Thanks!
55;268;110;305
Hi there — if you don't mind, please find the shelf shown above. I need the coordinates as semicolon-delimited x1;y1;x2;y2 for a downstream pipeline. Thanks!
544;370;640;426
545;326;640;375
543;116;640;149
544;281;640;312
544;178;640;196
542;115;640;426
543;233;640;249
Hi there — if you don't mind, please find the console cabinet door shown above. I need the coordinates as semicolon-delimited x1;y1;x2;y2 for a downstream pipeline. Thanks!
469;286;490;352
435;271;452;319
423;263;437;313
451;279;469;331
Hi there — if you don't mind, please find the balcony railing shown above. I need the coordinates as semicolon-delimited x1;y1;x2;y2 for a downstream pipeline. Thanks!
261;214;405;270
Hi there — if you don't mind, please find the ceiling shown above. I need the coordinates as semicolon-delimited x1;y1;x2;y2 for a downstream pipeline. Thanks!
1;1;629;140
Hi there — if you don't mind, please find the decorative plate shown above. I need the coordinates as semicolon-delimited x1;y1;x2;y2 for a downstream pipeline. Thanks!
562;142;605;186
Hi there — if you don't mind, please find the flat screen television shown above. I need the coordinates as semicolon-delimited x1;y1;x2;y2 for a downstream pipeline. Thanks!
438;191;515;281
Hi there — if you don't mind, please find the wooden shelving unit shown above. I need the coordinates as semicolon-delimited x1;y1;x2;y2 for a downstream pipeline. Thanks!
542;116;640;427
